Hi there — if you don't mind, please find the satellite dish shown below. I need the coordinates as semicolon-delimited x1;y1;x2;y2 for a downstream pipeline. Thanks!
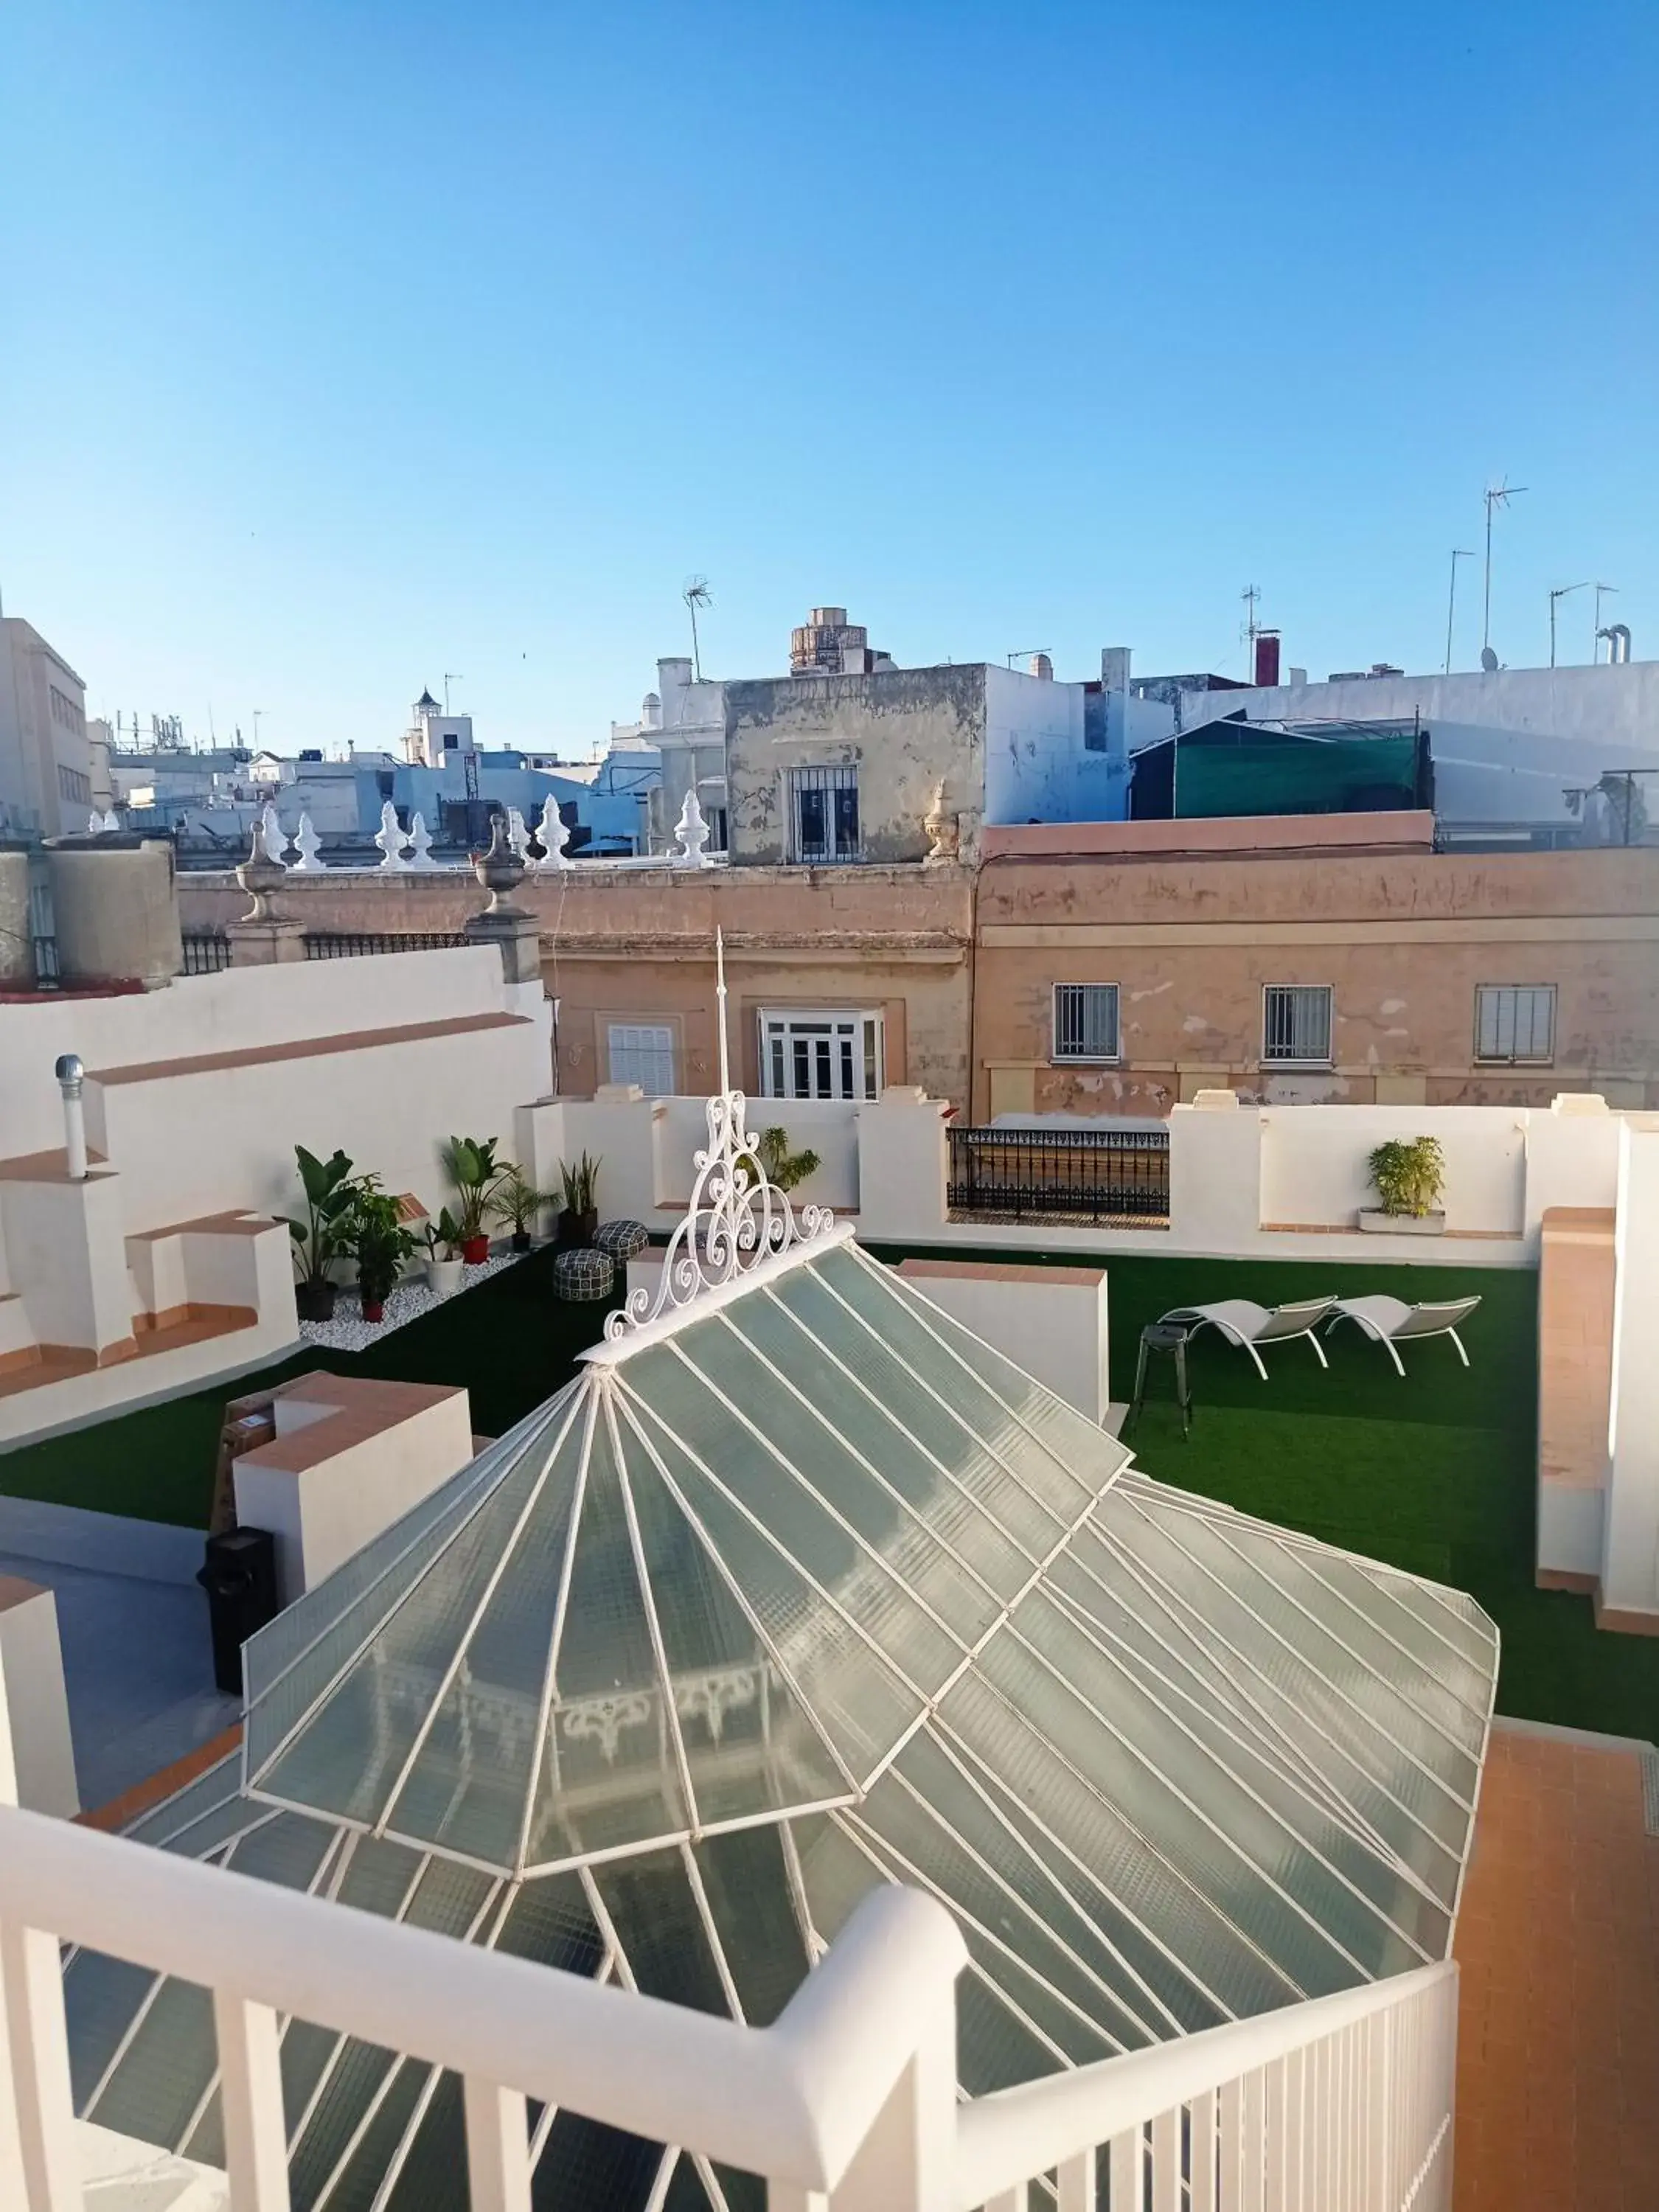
1480;646;1499;673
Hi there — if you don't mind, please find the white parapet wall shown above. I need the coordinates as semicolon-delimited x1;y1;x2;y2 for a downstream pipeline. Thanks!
0;1579;79;1817
894;1259;1110;1423
1601;1117;1659;1630
232;1374;478;1607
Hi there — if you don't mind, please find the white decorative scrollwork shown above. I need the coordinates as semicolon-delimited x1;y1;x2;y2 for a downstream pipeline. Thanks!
674;1666;759;1744
561;1691;653;1764
604;930;834;1341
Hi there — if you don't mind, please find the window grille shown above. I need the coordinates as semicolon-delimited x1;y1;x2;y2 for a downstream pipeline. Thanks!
1262;984;1333;1064
1052;984;1120;1062
607;1022;677;1095
1475;984;1555;1064
787;767;860;863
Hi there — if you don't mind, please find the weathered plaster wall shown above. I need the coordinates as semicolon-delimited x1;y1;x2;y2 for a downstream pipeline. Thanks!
724;664;987;865
175;861;978;1113
983;664;1125;827
974;844;1659;1119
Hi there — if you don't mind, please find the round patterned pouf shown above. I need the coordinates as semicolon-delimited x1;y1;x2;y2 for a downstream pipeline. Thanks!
593;1218;649;1263
552;1247;616;1303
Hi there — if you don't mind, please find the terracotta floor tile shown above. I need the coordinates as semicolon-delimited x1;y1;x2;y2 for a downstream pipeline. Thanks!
1453;1728;1659;2211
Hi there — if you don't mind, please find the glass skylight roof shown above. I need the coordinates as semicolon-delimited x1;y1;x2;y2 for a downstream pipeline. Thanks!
66;1231;1498;2212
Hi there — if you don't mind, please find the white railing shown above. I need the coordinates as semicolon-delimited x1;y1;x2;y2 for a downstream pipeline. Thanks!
958;1961;1458;2212
0;1803;1457;2212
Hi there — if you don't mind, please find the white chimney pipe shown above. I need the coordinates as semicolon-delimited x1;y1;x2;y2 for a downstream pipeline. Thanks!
55;1054;87;1180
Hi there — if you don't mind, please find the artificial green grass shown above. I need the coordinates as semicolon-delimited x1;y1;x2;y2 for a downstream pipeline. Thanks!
0;1246;614;1531
874;1245;1659;1743
9;1237;1658;1743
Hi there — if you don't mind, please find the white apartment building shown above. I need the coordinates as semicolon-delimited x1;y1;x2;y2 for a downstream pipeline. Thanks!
0;600;94;838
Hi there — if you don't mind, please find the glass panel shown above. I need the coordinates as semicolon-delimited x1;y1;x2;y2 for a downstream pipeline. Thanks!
122;1753;240;1846
593;1849;731;2017
939;1671;1304;2023
538;1413;688;1862
674;1317;1000;1644
609;1402;922;1787
533;2110;664;2211
619;1419;852;1831
762;1272;1066;1562
619;1341;962;1694
254;1416;582;1833
245;1394;578;1788
64;1952;158;2110
692;1826;812;2027
807;1243;1115;1514
87;1975;216;2153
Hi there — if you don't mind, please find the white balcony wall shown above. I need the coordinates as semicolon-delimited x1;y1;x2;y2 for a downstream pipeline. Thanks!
1257;1104;1527;1236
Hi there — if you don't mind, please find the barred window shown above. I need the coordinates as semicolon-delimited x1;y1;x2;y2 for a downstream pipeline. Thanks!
1475;985;1555;1065
1262;984;1333;1064
787;766;860;863
1052;984;1120;1062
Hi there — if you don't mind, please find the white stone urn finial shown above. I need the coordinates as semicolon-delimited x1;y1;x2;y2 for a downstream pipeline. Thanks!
375;801;410;871
533;796;569;869
291;813;323;871
672;787;712;867
406;811;436;869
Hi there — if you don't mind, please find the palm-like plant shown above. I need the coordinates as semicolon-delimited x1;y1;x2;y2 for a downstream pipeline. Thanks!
487;1166;555;1250
282;1147;365;1290
443;1135;506;1248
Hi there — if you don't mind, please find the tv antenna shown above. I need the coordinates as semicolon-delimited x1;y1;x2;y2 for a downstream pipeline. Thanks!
1481;479;1527;655
251;709;265;750
682;578;712;682
442;673;464;714
1593;584;1618;658
1444;549;1475;674
1240;583;1262;675
1548;583;1587;669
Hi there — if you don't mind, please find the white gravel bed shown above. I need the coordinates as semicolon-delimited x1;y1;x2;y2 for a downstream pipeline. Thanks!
297;1248;528;1353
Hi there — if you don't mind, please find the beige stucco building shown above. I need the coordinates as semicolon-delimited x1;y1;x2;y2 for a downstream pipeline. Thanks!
973;813;1659;1119
175;810;1659;1121
0;611;93;838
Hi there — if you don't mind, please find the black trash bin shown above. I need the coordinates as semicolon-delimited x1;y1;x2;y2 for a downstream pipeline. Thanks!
197;1526;279;1696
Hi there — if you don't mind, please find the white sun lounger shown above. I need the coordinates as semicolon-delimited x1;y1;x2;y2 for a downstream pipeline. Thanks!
1157;1297;1340;1380
1322;1294;1482;1376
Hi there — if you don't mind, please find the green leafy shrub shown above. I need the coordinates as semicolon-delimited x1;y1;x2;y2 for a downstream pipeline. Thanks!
1367;1135;1446;1219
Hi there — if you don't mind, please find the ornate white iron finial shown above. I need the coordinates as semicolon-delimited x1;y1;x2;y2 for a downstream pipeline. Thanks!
602;928;834;1341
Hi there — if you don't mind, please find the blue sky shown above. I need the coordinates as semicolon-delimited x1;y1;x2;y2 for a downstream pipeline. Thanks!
3;1;1655;757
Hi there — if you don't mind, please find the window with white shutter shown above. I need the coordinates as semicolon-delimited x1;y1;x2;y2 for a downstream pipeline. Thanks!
606;1022;677;1093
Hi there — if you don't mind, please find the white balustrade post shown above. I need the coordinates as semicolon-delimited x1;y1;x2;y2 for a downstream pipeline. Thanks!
0;1921;80;2211
830;1985;956;2212
463;2076;532;2212
214;1990;291;2211
1055;2148;1095;2212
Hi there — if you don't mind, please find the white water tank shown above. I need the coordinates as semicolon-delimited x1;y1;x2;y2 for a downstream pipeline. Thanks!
43;835;183;989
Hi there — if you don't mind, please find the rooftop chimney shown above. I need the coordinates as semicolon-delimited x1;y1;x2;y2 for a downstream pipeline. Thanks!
1253;633;1281;688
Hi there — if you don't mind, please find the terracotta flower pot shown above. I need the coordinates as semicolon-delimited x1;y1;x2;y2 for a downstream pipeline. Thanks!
461;1234;490;1265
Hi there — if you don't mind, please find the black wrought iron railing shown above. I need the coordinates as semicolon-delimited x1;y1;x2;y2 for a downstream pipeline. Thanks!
180;931;234;975
303;931;470;959
947;1124;1170;1222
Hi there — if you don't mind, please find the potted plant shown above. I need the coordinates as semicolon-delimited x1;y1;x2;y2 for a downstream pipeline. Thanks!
353;1189;417;1324
556;1151;602;1248
489;1166;554;1253
757;1126;821;1192
422;1206;465;1296
444;1135;505;1264
1360;1135;1447;1235
281;1145;365;1322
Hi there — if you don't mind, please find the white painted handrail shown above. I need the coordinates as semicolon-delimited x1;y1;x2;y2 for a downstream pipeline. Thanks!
957;1961;1455;2203
0;1804;966;2205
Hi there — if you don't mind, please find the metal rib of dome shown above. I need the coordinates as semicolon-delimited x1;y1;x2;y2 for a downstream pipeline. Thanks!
66;1229;1499;2212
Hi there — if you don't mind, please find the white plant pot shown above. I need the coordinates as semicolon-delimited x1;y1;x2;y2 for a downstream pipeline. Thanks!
426;1257;465;1295
1357;1208;1446;1237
